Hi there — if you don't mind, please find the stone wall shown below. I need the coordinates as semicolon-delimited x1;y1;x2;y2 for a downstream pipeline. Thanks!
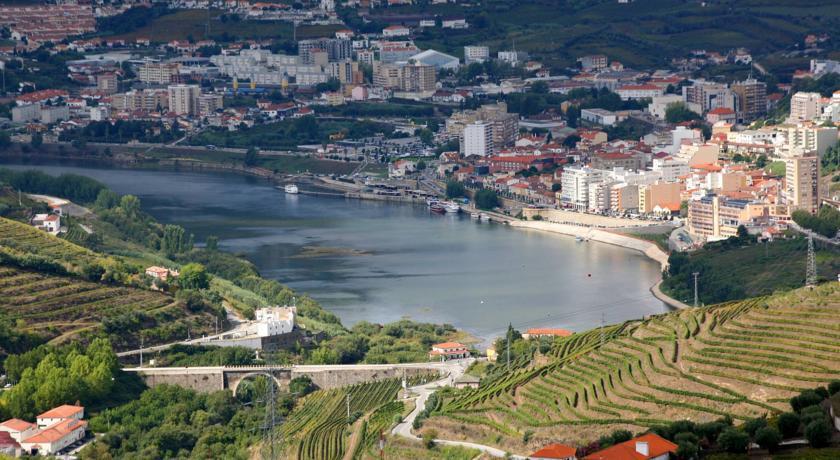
140;370;226;393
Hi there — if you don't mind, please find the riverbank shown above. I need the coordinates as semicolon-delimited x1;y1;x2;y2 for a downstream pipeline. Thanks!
509;220;689;310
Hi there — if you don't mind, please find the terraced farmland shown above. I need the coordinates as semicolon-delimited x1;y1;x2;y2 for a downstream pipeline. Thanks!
0;217;105;271
280;379;402;460
426;284;840;451
0;265;211;350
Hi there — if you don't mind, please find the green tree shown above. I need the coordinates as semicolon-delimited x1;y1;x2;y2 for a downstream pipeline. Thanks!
416;160;427;171
717;428;749;453
446;181;466;199
754;426;781;451
94;189;120;209
777;412;800;438
162;224;193;256
244;147;259;166
30;132;43;148
475;189;500;210
422;429;437;449
804;419;832;447
665;102;701;124
205;236;219;251
119;194;141;217
179;263;209;290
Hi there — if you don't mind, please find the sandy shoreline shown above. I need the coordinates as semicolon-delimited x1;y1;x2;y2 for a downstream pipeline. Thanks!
509;220;690;310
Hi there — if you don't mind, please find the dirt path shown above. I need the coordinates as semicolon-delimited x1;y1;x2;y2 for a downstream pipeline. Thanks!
342;412;373;460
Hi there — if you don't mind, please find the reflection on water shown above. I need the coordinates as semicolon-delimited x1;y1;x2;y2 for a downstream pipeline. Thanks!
1;161;666;340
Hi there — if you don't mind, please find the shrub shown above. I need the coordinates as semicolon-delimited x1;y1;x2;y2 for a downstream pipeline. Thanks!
610;429;633;444
804;419;832;448
754;426;781;451
522;430;534;444
829;380;840;396
676;441;698;459
717;428;749;453
791;390;824;412
777;412;800;438
800;406;828;427
422;429;437;449
696;421;727;443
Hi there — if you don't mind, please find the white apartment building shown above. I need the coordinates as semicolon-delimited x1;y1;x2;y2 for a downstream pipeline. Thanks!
785;155;820;214
774;124;838;158
464;45;490;65
167;84;200;116
138;62;180;85
789;92;825;122
820;91;840;123
252;306;296;337
588;179;616;212
198;94;224;116
461;121;494;157
581;108;618;126
561;166;606;210
652;157;689;182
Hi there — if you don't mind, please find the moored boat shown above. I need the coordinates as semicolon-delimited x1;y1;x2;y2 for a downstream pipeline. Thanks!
430;203;446;214
470;212;480;219
284;184;299;194
479;213;490;222
443;201;460;213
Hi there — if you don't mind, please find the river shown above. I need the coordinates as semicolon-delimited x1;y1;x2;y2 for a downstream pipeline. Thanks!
1;161;667;341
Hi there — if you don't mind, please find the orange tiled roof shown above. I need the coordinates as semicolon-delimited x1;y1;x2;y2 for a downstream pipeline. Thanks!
37;405;83;420
530;443;577;459
432;342;465;350
584;433;678;460
23;419;86;444
0;419;36;432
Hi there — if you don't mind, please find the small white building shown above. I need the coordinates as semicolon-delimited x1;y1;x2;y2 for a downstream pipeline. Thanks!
145;266;179;282
0;419;38;442
6;405;88;456
252;306;296;337
429;342;470;361
389;159;417;178
382;25;410;38
31;213;61;235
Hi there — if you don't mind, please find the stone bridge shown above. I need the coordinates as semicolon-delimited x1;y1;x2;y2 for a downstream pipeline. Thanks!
123;361;465;394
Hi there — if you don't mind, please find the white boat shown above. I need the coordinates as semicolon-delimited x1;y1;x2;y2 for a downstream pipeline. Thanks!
443;201;460;213
426;197;440;206
479;213;490;222
284;184;299;194
470;212;480;219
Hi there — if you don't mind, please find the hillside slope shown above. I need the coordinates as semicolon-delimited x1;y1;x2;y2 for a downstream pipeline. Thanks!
424;284;840;453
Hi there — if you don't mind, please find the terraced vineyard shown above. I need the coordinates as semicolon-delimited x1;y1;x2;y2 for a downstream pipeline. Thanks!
0;217;105;271
0;265;210;350
280;379;402;460
426;284;840;451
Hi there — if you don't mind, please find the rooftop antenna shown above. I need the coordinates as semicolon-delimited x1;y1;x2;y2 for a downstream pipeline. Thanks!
806;234;817;288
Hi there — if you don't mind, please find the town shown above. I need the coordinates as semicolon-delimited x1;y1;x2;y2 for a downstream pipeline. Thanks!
1;0;840;459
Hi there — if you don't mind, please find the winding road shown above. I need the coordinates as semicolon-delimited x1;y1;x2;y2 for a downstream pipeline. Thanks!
391;358;526;459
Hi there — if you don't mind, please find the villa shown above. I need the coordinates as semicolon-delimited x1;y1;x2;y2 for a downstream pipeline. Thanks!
429;342;470;361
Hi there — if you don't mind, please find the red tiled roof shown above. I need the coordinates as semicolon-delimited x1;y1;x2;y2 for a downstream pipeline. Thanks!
37;405;83;420
617;84;660;91
22;419;86;444
708;107;735;115
432;342;465;350
530;443;577;459
584;433;678;460
0;419;36;432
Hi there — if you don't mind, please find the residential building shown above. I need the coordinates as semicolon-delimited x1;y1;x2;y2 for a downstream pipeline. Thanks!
382;25;410;37
96;72;118;94
616;84;663;100
652;157;689;182
610;183;639;211
789;92;825;122
530;443;578;460
30;213;60;235
464;45;490;65
328;60;361;84
775;124;838;158
461;121;494;157
683;80;736;114
90;106;110;122
583;433;677;460
0;405;88;456
706;107;736;124
647;94;684;119
588;178;616;211
167;84;200;116
577;54;608;71
638;182;681;214
591;151;645;171
561;166;606;210
11;104;40;123
731;77;767;122
785;155;820;214
112;89;169;112
252;306;296;337
677;143;719;167
138;62;180;85
446;102;518;149
298;38;352;63
145;266;179;282
688;195;766;239
497;50;527;66
39;105;69;124
198;94;224;116
400;61;436;93
429;342;470;360
0;419;37;442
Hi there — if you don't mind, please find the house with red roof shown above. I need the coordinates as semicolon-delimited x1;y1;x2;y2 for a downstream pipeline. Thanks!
429;342;469;361
523;328;574;340
0;418;37;442
0;405;87;456
616;84;663;100
382;25;410;37
706;107;736;124
530;443;578;459
584;433;677;460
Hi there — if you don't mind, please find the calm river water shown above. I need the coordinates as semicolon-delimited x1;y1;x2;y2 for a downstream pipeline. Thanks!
1;161;667;340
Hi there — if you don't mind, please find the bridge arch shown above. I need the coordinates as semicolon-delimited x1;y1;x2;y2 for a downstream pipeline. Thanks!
229;371;286;396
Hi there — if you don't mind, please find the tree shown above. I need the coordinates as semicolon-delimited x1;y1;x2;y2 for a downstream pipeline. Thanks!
665;102;701;124
717;428;749;453
289;376;314;396
777;412;800;438
162;225;193;256
754;426;781;451
0;131;11;149
416;160;427;171
30;132;43;148
179;263;209;290
475;189;500;210
422;429;437;449
804;419;832;447
119;194;141;217
562;134;581;148
446;181;466;199
205;236;219;251
829;380;840;396
530;81;549;94
244;147;259;166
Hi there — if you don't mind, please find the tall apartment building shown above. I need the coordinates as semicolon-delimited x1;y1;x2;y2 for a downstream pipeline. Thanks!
446;102;518;149
789;92;825;122
328;60;361;84
683;81;736;113
400;61;436;92
560;166;606;210
775;124;839;158
461;121;493;157
464;46;490;65
299;38;352;63
688;195;763;239
111;89;169;112
198;94;224;116
96;73;118;95
138;62;180;85
167;84;200;116
784;155;820;214
731;78;767;122
638;182;681;214
577;54;608;71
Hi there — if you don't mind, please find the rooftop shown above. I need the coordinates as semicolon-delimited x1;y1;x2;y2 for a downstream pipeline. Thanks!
530;443;577;459
37;405;83;420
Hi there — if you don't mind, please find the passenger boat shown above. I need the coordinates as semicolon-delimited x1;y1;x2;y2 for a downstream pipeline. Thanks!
443;201;460;213
430;203;446;214
284;184;299;194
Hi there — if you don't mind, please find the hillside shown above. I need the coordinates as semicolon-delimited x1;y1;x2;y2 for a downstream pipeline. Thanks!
351;0;840;69
423;284;840;453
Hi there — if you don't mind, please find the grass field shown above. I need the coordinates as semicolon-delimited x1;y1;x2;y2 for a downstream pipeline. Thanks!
0;216;106;272
111;9;342;42
361;0;840;69
423;283;840;454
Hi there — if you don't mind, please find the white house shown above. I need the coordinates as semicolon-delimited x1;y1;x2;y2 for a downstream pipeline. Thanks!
616;84;663;100
3;405;88;456
0;419;38;442
382;25;410;37
252;306;295;337
388;159;417;178
30;213;61;235
429;342;470;360
36;405;84;429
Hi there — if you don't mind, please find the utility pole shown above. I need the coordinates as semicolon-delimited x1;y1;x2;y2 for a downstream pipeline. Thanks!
506;325;511;371
139;336;143;368
346;393;350;420
806;234;817;288
692;272;700;307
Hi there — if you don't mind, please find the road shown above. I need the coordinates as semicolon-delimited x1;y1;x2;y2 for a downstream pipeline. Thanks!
391;358;526;459
789;221;839;246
